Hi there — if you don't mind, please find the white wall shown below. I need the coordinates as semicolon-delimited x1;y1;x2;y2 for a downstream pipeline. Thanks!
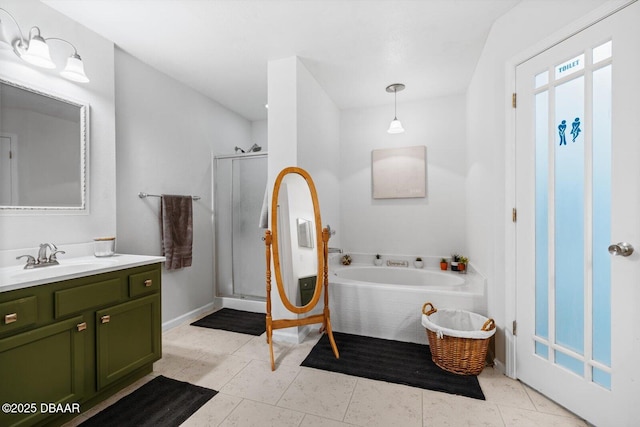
340;95;466;258
297;61;341;248
466;0;612;365
114;49;252;325
0;0;115;252
251;119;268;151
267;56;341;342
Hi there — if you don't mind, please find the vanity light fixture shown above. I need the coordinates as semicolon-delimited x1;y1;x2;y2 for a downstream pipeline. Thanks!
386;83;405;134
0;7;90;83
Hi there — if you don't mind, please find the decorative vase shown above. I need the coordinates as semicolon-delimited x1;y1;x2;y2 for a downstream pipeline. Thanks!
374;258;383;266
414;260;424;268
450;261;459;271
440;262;448;271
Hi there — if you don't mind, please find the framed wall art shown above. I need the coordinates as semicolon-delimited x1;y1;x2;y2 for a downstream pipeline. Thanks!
371;145;426;199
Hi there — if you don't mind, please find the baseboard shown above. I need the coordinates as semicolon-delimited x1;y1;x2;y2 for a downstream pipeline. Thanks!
273;328;300;344
493;358;507;375
214;296;266;313
162;302;216;332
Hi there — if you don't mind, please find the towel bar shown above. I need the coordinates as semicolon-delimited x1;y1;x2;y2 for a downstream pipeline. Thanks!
138;192;201;201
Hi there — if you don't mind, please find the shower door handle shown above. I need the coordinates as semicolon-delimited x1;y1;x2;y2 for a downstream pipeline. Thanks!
608;242;634;257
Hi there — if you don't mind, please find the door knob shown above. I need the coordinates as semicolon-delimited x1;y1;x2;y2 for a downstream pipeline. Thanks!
608;242;634;257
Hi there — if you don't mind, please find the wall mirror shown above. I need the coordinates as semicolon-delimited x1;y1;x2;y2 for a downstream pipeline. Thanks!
265;166;339;370
0;78;88;210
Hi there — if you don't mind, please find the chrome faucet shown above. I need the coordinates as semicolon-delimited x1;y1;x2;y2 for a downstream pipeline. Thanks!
16;243;65;269
37;243;55;263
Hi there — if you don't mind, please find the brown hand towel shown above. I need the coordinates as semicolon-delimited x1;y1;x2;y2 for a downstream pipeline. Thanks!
161;195;193;270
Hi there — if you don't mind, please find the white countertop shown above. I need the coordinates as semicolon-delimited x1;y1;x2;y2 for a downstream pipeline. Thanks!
0;254;165;293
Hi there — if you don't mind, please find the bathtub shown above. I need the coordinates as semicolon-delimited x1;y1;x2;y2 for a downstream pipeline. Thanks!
329;264;486;345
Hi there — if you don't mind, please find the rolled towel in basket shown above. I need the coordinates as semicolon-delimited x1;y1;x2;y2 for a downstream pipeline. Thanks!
421;306;495;340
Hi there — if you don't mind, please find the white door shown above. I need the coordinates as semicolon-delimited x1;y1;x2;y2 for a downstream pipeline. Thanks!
515;3;640;426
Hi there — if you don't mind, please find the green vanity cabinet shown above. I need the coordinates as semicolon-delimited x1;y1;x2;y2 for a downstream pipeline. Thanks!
0;316;86;427
0;262;162;427
96;294;161;389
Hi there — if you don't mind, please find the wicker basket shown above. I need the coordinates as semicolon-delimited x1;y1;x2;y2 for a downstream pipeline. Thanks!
421;302;495;375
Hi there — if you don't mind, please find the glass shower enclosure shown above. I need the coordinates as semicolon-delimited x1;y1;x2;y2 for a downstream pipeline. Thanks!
214;152;268;300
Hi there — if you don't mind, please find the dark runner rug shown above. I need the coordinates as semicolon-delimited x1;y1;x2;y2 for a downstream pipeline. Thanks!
79;375;217;427
191;308;265;336
301;332;485;400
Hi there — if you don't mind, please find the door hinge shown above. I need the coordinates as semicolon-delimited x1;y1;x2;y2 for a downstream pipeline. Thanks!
512;320;517;336
9;150;12;159
512;93;517;108
512;208;517;222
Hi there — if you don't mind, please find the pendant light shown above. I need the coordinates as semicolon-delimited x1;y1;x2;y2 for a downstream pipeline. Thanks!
386;83;405;134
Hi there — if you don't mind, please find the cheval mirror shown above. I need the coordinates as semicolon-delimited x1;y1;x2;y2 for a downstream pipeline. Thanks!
264;167;339;370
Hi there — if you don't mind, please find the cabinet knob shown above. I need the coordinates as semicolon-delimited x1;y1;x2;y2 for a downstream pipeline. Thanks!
101;315;111;324
77;322;87;332
144;279;153;287
4;313;17;324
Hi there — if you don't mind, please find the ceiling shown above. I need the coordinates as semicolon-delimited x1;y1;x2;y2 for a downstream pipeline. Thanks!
43;0;522;122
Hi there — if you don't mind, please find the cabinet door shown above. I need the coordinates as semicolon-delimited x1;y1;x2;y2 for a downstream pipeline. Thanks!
96;294;161;389
0;316;85;427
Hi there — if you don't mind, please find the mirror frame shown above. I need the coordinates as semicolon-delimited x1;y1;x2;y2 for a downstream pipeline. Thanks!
271;166;324;314
0;77;89;211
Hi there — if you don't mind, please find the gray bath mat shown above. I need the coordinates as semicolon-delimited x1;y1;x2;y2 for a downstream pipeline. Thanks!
191;308;265;335
79;375;217;426
302;332;485;400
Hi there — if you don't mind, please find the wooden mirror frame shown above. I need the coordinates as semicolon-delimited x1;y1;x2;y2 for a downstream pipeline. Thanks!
265;167;339;370
271;167;323;313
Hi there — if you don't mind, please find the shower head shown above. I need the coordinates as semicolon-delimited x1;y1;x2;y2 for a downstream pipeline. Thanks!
248;144;262;152
234;146;245;153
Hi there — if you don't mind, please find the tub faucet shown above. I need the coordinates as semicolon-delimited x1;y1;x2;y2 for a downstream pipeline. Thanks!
328;247;342;253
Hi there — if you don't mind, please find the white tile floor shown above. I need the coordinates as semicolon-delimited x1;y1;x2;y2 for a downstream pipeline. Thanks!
65;315;588;427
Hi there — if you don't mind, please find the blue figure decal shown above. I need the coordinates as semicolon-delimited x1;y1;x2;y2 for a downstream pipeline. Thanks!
571;117;581;142
558;120;567;145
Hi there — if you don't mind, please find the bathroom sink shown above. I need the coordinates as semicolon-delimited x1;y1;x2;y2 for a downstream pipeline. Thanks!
0;253;165;293
1;257;121;287
8;258;120;281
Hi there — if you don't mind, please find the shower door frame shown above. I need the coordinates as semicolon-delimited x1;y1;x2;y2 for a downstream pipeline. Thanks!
212;151;268;300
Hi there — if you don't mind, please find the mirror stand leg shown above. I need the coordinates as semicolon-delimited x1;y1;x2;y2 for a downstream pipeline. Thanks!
264;230;275;369
267;320;275;371
324;308;340;359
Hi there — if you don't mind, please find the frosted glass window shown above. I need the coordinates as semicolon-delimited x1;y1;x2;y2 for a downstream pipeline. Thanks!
535;342;548;359
535;91;549;342
555;54;585;80
556;351;583;376
593;367;611;389
593;40;612;64
554;76;585;355
535;71;549;88
592;65;612;368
